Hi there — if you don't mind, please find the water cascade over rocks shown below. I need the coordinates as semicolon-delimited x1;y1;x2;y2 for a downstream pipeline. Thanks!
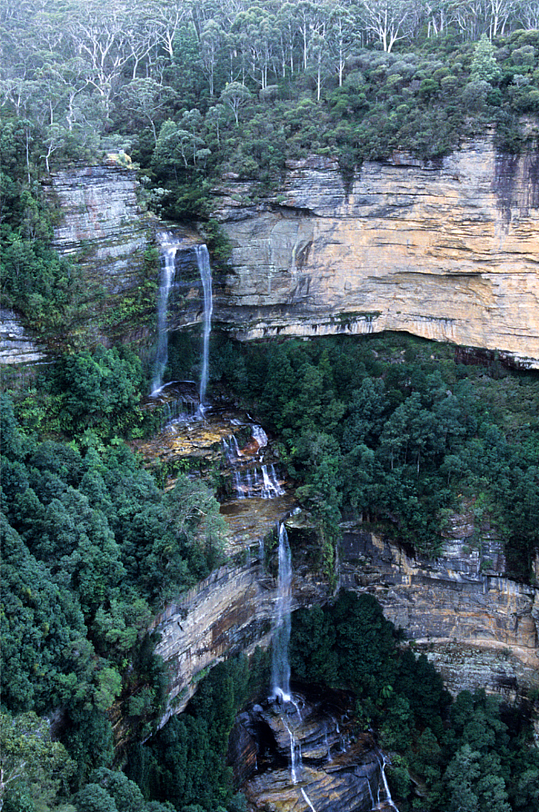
225;522;401;811
196;244;212;415
151;232;181;395
222;425;285;501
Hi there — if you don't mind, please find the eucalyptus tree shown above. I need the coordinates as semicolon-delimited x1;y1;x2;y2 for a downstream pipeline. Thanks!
200;18;226;97
123;78;177;145
220;80;252;125
516;0;539;28
358;0;414;52
293;0;329;72
328;3;358;86
148;0;190;61
276;2;300;76
65;0;159;113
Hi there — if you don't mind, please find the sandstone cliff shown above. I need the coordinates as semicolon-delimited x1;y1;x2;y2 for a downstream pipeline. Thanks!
0;308;45;366
213;137;539;368
49;165;152;293
154;522;539;725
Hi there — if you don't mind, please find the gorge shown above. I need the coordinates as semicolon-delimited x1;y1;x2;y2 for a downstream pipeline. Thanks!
4;8;539;812
4;136;539;706
3;138;539;812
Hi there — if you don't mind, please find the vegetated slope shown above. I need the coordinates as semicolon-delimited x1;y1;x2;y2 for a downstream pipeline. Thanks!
2;4;539;811
210;332;539;580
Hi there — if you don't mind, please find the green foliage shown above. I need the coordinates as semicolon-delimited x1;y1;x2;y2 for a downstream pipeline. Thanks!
471;35;502;84
291;599;539;812
1;397;230;797
49;346;144;438
125;657;249;812
0;711;74;812
221;333;539;574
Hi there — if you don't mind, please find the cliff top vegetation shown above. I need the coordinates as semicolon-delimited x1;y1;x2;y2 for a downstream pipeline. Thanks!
1;0;539;222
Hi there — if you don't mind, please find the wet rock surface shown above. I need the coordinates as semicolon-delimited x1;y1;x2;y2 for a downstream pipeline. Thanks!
232;689;393;812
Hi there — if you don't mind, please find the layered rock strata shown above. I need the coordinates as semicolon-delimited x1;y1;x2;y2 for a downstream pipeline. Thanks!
153;557;329;719
49;165;152;293
0;309;46;365
154;521;538;725
213;139;539;368
234;694;388;812
339;529;539;700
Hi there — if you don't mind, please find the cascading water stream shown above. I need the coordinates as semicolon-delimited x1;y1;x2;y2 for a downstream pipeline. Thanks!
196;244;212;415
222;427;285;500
377;754;399;811
301;788;317;812
151;232;181;395
271;523;292;702
365;777;375;809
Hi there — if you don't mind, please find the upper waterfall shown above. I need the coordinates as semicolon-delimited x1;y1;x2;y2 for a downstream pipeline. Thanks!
151;232;181;395
196;244;213;415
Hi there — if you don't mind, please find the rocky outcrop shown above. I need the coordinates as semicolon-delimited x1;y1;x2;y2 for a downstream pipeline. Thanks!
38;139;539;367
212;138;539;368
235;692;389;812
0;309;46;365
154;518;538;723
153;556;330;719
49;165;152;294
45;166;209;348
339;528;539;700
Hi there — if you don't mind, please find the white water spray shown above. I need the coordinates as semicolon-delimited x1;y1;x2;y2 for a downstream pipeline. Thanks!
152;232;181;394
196;244;212;415
301;788;317;812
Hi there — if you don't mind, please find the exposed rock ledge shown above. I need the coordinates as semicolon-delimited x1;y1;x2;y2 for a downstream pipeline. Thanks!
154;528;538;725
339;529;539;701
0;309;46;365
212;138;539;368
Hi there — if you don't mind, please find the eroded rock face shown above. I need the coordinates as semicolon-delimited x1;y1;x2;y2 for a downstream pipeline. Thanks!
339;529;539;699
153;557;330;720
49;165;152;294
0;309;46;365
154;522;538;725
213;139;539;368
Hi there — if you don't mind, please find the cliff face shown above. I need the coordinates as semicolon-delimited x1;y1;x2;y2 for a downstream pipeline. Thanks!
49;165;152;294
339;529;539;700
154;526;539;724
0;309;45;365
213;138;539;368
153;555;329;719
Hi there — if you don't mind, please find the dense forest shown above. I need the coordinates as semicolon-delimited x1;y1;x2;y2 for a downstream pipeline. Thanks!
2;1;539;812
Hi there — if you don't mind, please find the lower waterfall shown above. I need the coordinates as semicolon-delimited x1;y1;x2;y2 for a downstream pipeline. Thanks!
232;521;402;812
271;523;292;702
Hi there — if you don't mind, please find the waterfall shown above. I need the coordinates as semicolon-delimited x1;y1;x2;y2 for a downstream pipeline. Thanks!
271;523;292;701
222;431;285;501
365;777;375;809
195;244;212;415
301;789;317;812
151;232;180;395
283;719;301;784
251;424;268;449
377;754;399;811
261;464;285;498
